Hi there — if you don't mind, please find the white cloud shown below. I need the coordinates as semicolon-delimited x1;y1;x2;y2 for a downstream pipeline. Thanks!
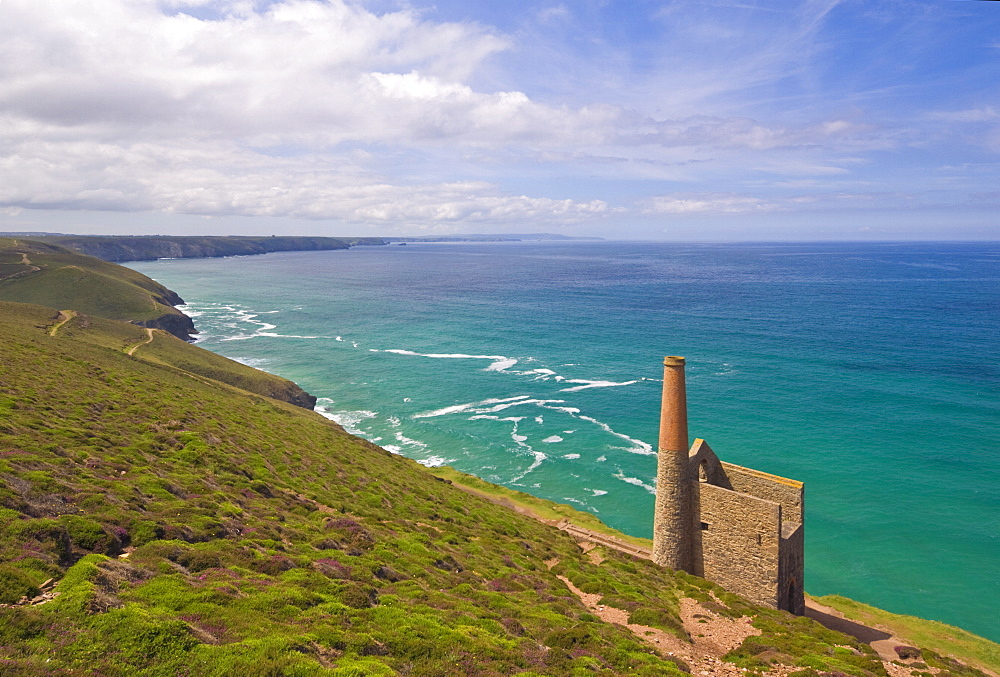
644;194;780;215
0;135;607;225
0;0;994;236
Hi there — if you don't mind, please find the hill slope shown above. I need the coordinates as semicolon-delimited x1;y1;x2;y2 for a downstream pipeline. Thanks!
0;238;195;340
0;246;996;675
0;239;316;408
0;300;930;677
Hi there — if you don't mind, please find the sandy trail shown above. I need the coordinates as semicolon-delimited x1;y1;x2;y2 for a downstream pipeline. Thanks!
126;328;156;356
48;310;77;336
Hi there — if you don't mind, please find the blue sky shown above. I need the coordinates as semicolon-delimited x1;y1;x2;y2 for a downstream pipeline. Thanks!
0;0;997;240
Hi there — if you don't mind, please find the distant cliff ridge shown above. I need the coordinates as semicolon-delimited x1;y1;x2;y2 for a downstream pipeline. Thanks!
37;235;386;263
0;238;319;408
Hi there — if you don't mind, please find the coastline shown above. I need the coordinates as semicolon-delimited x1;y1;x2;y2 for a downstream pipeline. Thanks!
122;241;1000;645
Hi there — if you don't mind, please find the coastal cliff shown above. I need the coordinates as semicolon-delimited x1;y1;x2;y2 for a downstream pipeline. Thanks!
0;238;316;409
0;238;197;341
36;235;385;263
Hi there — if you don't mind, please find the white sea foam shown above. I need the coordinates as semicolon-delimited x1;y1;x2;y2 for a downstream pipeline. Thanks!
714;362;736;376
613;471;656;495
476;399;565;414
394;432;428;449
558;379;640;393
485;358;518;371
542;435;564;443
561;453;580;459
315;408;377;435
413;395;531;419
469;415;525;424
418;456;452;468
537;403;580;415
590;489;609;497
509;450;546;483
577;414;654;455
232;357;270;368
370;348;518;372
596;455;607;462
258;332;324;339
506;419;547;483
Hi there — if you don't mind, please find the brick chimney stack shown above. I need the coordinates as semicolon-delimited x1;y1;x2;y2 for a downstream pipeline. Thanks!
652;356;693;571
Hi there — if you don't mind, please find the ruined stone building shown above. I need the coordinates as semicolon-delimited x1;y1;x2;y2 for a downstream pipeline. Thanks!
652;356;805;615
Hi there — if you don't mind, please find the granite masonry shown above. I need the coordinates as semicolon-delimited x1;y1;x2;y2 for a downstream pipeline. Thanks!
652;356;805;615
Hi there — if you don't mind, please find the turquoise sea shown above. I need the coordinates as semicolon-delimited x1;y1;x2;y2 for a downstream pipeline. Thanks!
129;241;999;641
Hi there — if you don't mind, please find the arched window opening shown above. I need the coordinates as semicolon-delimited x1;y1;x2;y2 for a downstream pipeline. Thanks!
785;578;797;611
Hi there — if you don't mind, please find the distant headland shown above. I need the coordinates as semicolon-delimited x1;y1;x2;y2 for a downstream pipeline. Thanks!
0;233;604;263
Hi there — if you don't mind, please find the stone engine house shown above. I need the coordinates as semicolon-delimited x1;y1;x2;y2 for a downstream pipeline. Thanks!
652;356;805;615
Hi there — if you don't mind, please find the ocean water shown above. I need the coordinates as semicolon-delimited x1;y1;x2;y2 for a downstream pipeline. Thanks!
128;241;1000;641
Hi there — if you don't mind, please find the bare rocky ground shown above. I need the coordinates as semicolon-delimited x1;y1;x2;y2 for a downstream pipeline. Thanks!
551;537;994;677
447;480;995;677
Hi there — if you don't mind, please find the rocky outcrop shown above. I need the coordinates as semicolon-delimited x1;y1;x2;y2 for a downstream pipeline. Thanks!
133;312;198;343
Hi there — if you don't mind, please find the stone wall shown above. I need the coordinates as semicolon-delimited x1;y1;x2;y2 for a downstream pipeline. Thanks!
719;462;804;524
696;482;781;609
778;522;805;615
683;442;805;613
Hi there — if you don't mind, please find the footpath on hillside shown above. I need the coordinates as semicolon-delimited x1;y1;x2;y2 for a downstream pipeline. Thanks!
441;475;962;675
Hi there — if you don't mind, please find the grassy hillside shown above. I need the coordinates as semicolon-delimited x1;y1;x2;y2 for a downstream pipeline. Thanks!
0;238;194;339
814;596;1000;674
0;300;917;677
0;239;315;408
0;243;995;676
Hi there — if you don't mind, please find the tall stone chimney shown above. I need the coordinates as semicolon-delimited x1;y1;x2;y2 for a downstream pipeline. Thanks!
652;356;693;571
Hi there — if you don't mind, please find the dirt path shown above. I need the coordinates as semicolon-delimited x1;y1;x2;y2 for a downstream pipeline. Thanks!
48;310;77;336
125;327;155;356
2;250;41;281
446;478;925;670
546;558;778;676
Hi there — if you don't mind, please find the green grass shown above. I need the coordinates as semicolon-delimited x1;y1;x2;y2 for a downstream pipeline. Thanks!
0;238;189;327
813;595;1000;674
0;237;315;408
428;465;654;550
0;261;995;676
0;301;698;674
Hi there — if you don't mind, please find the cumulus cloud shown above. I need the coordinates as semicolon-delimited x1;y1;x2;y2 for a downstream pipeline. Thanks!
0;0;994;235
0;133;607;225
0;0;623;225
